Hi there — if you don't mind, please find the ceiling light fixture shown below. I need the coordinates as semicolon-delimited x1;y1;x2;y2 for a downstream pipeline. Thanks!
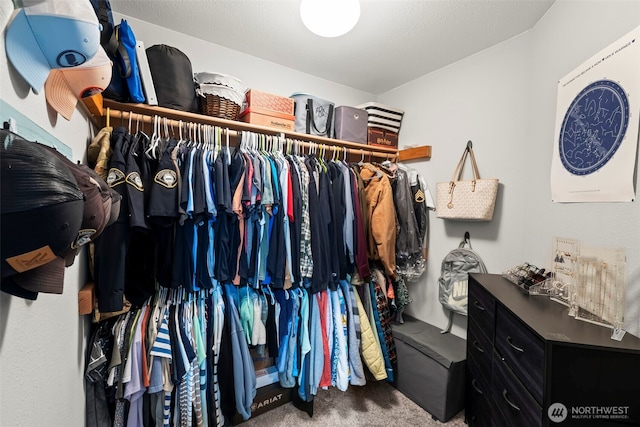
300;0;360;38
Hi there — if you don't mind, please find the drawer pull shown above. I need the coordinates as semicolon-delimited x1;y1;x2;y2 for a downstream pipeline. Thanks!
472;340;485;353
473;300;485;311
506;336;524;353
471;378;483;395
502;389;521;412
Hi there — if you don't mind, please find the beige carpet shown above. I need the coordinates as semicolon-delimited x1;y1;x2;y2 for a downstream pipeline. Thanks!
239;380;466;427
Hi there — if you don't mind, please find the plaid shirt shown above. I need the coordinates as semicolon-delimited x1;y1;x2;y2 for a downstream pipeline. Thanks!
297;156;313;278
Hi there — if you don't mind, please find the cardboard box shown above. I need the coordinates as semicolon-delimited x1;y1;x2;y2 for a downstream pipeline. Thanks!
230;383;293;425
240;107;295;131
244;89;295;116
368;126;399;148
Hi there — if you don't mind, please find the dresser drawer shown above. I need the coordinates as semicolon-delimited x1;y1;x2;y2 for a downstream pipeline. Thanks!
468;279;495;340
492;351;543;427
495;305;544;404
466;354;494;427
467;318;492;383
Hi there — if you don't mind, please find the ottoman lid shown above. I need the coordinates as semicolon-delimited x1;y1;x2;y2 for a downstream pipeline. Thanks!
391;316;467;368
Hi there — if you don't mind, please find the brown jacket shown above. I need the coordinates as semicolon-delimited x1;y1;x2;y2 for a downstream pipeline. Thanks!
87;126;113;180
360;164;397;280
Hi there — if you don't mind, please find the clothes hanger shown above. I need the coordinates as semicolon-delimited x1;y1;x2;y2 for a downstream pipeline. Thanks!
362;160;383;180
239;131;246;154
145;115;161;159
195;123;202;149
286;138;291;156
202;125;210;158
169;118;176;140
263;284;275;305
216;126;223;161
210;125;216;158
163;116;170;140
381;151;393;168
225;128;231;165
321;144;328;172
277;135;287;160
177;120;184;145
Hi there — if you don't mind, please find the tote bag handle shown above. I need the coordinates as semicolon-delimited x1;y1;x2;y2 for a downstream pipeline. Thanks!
451;140;481;182
306;98;334;136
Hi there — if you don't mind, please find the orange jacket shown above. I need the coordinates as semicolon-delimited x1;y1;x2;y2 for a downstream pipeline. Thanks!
360;164;397;280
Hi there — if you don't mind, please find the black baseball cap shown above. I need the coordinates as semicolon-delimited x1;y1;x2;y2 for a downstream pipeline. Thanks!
43;145;120;267
1;130;84;297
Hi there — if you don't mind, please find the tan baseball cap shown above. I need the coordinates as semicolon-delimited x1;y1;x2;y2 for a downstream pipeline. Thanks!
45;47;112;120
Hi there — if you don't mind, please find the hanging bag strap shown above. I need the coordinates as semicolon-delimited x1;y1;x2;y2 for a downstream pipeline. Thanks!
447;141;481;208
97;0;120;58
450;140;481;182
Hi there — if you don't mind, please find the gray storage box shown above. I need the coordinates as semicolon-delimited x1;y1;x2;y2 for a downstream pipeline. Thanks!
391;316;466;422
334;106;368;144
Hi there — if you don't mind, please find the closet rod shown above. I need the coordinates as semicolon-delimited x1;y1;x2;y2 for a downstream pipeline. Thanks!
98;99;398;160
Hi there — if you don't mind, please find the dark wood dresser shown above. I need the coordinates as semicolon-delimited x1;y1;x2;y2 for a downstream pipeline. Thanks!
466;273;640;427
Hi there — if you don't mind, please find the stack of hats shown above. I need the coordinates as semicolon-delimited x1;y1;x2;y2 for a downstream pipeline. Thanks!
194;71;247;120
5;0;113;120
1;130;120;300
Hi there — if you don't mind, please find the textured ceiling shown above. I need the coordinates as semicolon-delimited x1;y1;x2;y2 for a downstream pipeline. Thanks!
110;0;554;95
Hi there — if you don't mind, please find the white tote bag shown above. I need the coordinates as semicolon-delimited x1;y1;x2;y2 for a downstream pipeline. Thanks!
436;142;498;221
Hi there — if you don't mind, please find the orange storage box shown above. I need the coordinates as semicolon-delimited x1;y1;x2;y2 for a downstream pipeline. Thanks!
244;89;295;116
239;107;295;132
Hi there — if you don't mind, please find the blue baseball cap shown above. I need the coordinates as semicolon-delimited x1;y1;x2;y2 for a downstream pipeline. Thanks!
5;0;101;94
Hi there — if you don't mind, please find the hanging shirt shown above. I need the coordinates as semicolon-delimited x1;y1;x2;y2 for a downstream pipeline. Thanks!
287;157;303;285
339;162;355;265
124;305;149;427
95;127;130;312
332;287;349;391
339;280;366;386
296;156;313;279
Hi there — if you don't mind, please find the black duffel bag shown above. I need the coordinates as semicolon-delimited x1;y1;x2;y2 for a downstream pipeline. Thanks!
146;44;198;112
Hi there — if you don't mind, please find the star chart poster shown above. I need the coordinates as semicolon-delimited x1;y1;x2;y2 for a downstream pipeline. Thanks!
551;26;640;202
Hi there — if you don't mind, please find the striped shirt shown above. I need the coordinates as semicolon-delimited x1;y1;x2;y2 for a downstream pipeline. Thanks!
150;307;172;360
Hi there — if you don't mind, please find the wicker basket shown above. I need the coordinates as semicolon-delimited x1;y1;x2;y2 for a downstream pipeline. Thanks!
199;93;241;121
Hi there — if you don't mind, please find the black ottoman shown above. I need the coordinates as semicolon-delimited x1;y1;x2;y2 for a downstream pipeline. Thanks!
391;315;466;422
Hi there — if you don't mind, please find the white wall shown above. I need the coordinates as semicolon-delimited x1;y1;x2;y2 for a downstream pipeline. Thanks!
380;0;640;338
1;2;639;426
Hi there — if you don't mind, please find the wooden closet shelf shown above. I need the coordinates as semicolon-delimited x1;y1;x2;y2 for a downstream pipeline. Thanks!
81;95;432;162
398;146;432;162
